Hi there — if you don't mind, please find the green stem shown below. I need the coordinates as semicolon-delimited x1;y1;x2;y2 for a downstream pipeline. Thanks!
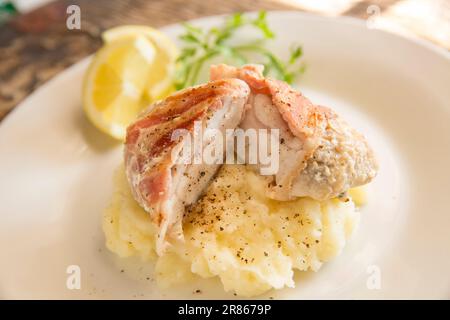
187;50;220;87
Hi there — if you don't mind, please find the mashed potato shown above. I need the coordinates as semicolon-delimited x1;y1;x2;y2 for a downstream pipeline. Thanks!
103;164;361;297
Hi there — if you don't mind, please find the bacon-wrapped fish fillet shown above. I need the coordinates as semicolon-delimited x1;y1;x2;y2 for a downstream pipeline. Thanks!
210;64;378;201
124;79;250;254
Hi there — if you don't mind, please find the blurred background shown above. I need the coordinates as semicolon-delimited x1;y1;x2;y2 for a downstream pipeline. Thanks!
0;0;449;121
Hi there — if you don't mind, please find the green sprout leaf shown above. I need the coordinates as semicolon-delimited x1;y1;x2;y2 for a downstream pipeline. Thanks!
174;11;305;89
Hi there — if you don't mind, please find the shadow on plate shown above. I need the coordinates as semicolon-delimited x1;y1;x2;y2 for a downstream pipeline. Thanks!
77;110;120;153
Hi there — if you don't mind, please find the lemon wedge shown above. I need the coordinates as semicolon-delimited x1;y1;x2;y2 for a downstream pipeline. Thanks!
83;36;157;140
102;25;178;101
83;26;178;140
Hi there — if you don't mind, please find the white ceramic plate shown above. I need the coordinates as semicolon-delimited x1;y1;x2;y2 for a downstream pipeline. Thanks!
0;12;449;299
